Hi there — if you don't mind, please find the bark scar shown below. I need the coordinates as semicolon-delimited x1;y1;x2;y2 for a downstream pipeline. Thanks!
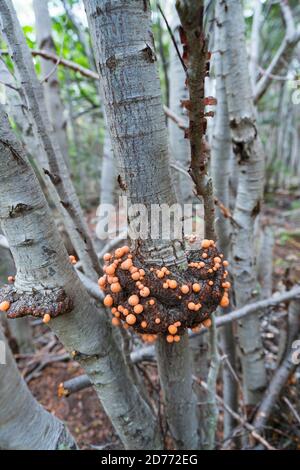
0;284;73;320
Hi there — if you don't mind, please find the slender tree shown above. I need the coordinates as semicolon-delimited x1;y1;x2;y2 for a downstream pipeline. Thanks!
216;0;267;407
0;104;161;450
32;0;71;172
0;0;100;280
211;13;237;438
84;0;199;449
0;326;76;450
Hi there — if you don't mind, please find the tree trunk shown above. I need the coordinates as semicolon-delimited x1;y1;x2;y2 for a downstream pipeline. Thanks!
217;0;267;407
0;325;76;450
0;106;161;450
168;8;194;205
84;0;198;449
32;0;71;172
211;13;237;439
0;0;100;280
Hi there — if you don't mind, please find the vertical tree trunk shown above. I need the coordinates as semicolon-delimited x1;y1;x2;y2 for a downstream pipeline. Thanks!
0;60;35;354
168;8;194;205
211;14;237;439
0;326;76;450
0;106;161;450
0;0;100;280
32;0;70;172
167;5;213;446
217;0;267;407
84;0;198;449
61;0;117;241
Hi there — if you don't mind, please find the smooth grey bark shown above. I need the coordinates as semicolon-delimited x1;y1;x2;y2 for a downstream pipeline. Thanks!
0;326;76;450
217;0;267;407
0;0;100;280
97;125;117;242
168;8;194;205
0;60;35;354
254;0;300;103
253;299;300;433
61;0;116;244
0;106;161;450
257;226;274;299
32;0;70;172
211;16;237;439
249;0;262;91
84;0;198;449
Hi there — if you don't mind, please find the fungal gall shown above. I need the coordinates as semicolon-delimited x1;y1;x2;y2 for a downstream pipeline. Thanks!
100;240;230;342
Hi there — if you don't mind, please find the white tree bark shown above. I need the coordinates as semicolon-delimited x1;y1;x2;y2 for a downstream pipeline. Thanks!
249;0;262;91
60;0;117;241
83;0;198;449
0;326;76;450
211;15;237;439
254;0;300;103
217;0;267;407
168;8;194;205
32;0;70;172
0;0;100;280
0;106;161;450
0;60;35;354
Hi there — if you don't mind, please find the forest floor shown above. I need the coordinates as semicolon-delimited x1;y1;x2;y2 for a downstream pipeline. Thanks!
11;191;300;449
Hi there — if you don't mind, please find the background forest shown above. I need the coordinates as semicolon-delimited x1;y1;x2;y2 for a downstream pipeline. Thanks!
0;0;300;451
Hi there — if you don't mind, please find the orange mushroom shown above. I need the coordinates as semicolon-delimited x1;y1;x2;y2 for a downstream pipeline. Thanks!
168;325;177;335
98;276;106;288
128;294;139;306
201;239;211;249
104;295;113;307
121;259;133;270
106;264;116;275
166;335;174;343
181;285;189;294
115;247;125;258
203;318;212;328
134;304;143;314
131;272;140;281
168;280;177;289
111;282;121;293
112;317;120;326
220;295;230;308
0;300;10;312
126;314;136;325
140;287;150;297
43;313;51;324
192;283;201;293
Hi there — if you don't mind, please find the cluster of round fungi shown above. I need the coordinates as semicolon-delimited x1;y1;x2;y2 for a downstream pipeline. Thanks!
98;239;230;343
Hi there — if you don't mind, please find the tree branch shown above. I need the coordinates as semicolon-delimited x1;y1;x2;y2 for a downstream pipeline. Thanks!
254;0;300;103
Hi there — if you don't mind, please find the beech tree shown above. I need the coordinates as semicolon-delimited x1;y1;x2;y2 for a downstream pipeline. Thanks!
0;0;300;452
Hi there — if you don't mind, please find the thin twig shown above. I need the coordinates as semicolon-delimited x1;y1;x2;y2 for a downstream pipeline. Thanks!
195;378;276;450
283;397;300;425
156;2;187;74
